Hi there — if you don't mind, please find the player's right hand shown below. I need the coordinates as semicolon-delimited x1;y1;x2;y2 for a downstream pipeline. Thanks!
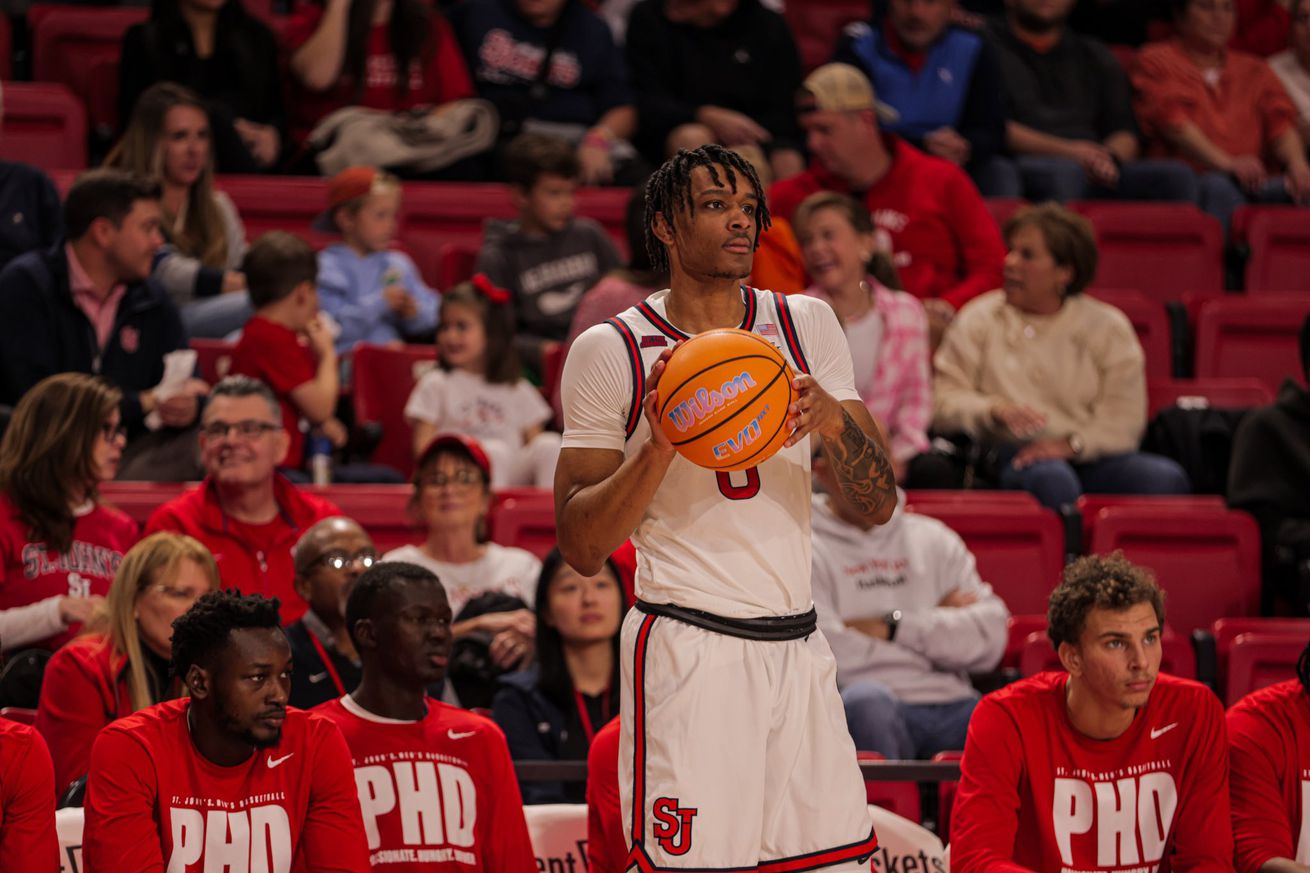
641;345;679;455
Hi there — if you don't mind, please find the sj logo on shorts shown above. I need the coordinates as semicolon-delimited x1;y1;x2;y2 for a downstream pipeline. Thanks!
652;797;697;856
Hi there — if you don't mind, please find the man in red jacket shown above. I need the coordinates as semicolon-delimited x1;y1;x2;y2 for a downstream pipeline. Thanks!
950;553;1232;873
146;376;341;623
768;62;1004;344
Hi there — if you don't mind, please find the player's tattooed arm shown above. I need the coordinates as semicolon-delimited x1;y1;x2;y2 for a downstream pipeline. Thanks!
823;406;897;522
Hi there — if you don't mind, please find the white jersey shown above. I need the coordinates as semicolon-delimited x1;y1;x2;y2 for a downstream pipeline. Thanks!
560;286;858;619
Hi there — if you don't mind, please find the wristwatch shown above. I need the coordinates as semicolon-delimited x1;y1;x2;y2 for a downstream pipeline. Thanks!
1067;433;1085;457
884;609;903;642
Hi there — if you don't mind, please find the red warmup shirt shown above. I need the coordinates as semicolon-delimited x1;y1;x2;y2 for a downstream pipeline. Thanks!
0;493;138;649
315;695;535;872
768;136;1004;311
145;477;341;623
585;717;624;873
82;698;370;873
230;316;318;470
35;633;139;795
1228;678;1310;873
285;4;474;147
0;718;58;873
951;672;1232;873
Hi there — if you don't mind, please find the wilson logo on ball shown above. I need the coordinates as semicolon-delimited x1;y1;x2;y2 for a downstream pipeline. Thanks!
665;371;757;433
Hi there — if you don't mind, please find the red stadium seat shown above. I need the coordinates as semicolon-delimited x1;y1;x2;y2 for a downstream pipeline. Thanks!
29;5;147;137
908;503;1064;616
99;482;195;526
1086;505;1261;634
1146;377;1275;419
216;175;337;247
1237;206;1310;293
932;750;963;839
0;82;87;171
1073;202;1224;299
303;484;417;553
904;490;1038;509
1087;289;1173;380
1002;613;1047;670
436;242;479;290
190;339;236;386
1225;633;1305;705
1017;626;1196;679
0;707;37;725
1194;295;1310;396
350;343;439;479
1210;617;1310;697
785;0;869;71
488;488;557;559
857;751;921;823
984;197;1027;231
1073;494;1226;551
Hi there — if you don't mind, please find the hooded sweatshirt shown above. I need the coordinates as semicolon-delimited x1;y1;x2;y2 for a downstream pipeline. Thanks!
810;491;1008;704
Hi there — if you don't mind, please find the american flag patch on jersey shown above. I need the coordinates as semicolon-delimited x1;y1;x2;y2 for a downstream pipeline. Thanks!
758;323;779;338
640;335;668;348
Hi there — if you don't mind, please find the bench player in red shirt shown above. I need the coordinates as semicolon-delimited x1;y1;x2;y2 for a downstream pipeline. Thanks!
1228;637;1310;873
316;560;535;872
82;590;370;872
951;552;1232;873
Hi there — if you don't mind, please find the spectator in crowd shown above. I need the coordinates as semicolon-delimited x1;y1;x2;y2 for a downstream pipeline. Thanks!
984;0;1199;202
625;0;805;180
450;0;640;185
811;446;1008;759
405;280;560;487
286;0;474;156
834;0;1012;195
230;232;345;474
475;133;623;375
769;63;1005;346
1270;0;1310;144
951;553;1232;872
0;374;137;652
118;0;285;173
82;591;370;871
0;678;58;868
146;376;342;623
35;532;218;795
1227;636;1310;873
1228;314;1310;616
317;561;536;870
314;167;440;355
383;434;539;666
1133;0;1310;231
0;170;207;481
492;547;625;803
585;717;623;873
105;83;251;339
793;191;935;486
285;517;375;708
933;204;1190;510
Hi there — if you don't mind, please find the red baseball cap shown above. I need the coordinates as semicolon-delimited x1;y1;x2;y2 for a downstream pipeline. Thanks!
415;433;493;484
312;166;392;233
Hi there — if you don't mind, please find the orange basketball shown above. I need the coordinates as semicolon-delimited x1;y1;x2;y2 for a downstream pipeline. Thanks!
657;328;795;472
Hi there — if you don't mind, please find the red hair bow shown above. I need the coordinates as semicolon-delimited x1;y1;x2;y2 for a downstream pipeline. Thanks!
471;273;511;306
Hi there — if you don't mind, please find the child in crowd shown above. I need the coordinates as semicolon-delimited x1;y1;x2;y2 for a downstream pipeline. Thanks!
404;277;560;488
230;231;345;473
475;133;622;376
314;166;440;355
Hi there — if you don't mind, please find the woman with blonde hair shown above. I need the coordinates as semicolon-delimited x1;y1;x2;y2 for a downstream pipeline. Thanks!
105;81;250;337
0;373;139;652
35;531;219;794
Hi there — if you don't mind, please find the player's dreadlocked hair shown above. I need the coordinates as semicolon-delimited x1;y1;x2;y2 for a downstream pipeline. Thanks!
171;590;283;680
643;144;772;274
1298;637;1310;695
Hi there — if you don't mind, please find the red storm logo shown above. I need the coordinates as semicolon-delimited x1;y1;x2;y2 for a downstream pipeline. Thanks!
652;797;697;856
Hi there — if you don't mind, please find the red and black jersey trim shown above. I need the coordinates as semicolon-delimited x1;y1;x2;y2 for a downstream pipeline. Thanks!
607;317;645;440
771;293;810;375
636;288;759;341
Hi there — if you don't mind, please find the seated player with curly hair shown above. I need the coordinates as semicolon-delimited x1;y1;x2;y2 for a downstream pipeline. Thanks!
951;552;1232;873
82;590;369;871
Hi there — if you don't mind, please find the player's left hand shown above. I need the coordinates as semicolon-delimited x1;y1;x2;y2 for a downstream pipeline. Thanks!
1011;437;1075;470
784;374;844;448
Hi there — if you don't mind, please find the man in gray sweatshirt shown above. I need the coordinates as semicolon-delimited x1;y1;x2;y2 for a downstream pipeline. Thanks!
811;447;1009;758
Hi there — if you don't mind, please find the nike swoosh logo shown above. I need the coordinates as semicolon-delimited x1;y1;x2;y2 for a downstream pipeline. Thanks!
448;729;476;740
307;672;328;683
267;753;295;768
1150;723;1178;740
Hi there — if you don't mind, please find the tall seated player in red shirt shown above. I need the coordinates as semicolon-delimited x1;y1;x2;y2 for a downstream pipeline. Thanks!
82;590;370;872
0;634;59;872
951;552;1232;873
1228;636;1310;873
316;560;535;872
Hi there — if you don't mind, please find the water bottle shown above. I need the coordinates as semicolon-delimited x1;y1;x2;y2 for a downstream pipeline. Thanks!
308;434;333;486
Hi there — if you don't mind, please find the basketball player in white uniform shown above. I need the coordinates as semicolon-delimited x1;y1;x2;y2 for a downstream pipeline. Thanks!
556;145;898;873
